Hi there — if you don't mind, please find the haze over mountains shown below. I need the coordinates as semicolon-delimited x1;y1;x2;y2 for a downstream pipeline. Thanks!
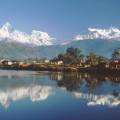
0;22;120;59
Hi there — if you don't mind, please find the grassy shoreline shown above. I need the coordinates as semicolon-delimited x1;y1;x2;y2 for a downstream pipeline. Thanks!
0;64;120;75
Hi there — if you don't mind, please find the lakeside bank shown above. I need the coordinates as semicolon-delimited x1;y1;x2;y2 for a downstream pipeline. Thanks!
0;63;120;75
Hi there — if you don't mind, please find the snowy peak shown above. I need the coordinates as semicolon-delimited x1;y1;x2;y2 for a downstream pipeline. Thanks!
75;27;120;41
30;30;53;46
1;22;14;33
0;22;54;46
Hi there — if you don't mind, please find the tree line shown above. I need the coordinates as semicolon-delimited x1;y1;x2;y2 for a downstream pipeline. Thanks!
52;47;120;65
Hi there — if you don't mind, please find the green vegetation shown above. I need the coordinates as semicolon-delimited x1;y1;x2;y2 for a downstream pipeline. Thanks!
112;48;120;60
56;47;84;64
55;47;109;66
1;47;120;73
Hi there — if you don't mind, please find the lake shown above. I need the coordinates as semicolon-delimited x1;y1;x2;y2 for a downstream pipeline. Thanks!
0;70;119;120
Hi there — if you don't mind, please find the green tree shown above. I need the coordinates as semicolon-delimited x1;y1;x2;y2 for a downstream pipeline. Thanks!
66;47;82;58
112;48;120;60
97;56;108;64
57;47;84;65
87;52;98;65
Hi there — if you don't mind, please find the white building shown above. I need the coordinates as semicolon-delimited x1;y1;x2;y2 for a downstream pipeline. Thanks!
44;59;50;63
57;61;63;65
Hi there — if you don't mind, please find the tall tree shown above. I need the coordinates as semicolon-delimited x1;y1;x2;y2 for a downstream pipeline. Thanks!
87;52;98;65
57;47;84;65
97;56;108;64
112;48;120;60
66;47;82;58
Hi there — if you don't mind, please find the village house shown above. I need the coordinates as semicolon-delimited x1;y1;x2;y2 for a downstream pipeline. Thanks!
34;58;50;64
44;59;50;63
0;59;17;66
18;61;24;66
50;58;63;65
79;59;85;66
83;59;91;68
104;63;110;68
110;60;120;69
96;62;110;68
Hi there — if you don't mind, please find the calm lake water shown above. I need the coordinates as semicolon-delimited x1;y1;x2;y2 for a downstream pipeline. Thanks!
0;70;119;120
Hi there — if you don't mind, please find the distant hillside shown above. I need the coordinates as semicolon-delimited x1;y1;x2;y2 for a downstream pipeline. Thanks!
0;39;120;59
67;39;120;58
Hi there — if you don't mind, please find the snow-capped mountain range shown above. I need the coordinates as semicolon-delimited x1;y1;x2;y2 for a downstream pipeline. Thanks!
75;27;120;41
0;22;120;58
1;22;120;46
0;22;54;46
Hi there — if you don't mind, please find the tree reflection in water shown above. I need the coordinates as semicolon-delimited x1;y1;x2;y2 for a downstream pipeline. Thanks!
0;70;119;108
49;72;120;94
49;72;120;107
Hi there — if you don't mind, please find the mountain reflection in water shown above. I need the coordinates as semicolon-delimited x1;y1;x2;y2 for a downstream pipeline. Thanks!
49;72;120;107
0;70;119;109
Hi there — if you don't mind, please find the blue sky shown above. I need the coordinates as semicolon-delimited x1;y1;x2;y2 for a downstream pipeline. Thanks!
0;0;120;42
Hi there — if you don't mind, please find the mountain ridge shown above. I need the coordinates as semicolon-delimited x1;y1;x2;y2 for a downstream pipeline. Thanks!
0;39;120;59
0;22;54;46
0;23;119;59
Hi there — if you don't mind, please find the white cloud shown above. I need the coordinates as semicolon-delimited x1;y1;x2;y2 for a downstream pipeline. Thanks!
75;27;120;41
0;22;55;46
